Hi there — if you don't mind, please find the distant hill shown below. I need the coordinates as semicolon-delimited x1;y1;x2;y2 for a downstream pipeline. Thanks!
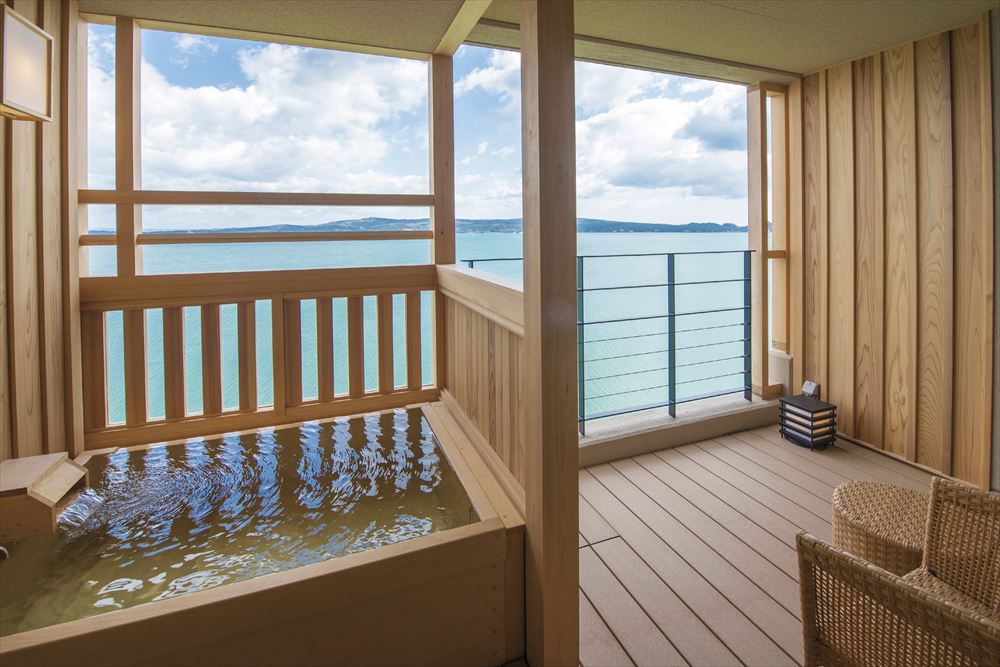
108;217;748;235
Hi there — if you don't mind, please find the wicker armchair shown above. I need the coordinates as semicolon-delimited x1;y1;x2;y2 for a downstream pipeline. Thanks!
798;477;1000;667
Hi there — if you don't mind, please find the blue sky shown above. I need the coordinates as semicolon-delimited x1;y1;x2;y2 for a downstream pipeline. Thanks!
87;26;748;231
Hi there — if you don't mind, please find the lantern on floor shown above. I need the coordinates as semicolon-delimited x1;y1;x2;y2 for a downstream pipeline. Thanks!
1;5;53;122
779;382;837;450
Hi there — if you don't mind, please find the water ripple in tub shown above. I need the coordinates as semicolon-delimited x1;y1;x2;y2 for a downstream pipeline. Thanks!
0;408;476;636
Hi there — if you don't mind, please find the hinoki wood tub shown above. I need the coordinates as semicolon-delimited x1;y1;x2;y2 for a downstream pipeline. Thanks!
0;404;525;667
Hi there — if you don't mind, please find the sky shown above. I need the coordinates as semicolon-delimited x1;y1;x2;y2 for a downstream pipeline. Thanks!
86;25;748;231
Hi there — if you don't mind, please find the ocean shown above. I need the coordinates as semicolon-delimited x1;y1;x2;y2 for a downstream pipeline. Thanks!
89;232;751;427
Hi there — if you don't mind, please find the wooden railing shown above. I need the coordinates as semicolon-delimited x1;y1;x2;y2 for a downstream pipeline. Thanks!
79;266;437;449
437;265;526;510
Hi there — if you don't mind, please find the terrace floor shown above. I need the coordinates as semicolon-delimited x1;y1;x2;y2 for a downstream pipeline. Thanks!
577;424;935;667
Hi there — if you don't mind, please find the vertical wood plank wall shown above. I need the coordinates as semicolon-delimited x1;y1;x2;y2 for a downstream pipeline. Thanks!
2;0;82;460
792;15;994;488
443;296;525;487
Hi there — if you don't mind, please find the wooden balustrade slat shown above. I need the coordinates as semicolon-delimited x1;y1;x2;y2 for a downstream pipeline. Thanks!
270;295;286;415
406;292;422;390
347;296;365;398
162;307;185;419
377;294;394;393
237;302;257;412
81;311;107;431
123;309;147;425
317;297;334;402
200;304;223;415
283;300;303;407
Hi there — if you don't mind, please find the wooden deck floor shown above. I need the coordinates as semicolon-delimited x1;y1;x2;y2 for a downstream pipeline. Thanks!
578;424;935;667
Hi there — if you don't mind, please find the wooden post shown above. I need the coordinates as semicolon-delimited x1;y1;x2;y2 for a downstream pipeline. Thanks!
747;85;769;397
430;54;455;393
520;1;579;664
61;0;86;454
115;17;141;277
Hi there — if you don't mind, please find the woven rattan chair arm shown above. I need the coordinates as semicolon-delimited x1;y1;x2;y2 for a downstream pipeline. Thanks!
797;531;1000;667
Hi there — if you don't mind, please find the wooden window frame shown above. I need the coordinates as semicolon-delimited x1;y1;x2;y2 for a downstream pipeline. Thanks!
76;14;445;277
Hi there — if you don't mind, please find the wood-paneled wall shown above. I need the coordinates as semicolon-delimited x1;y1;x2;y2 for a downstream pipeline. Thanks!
792;14;994;488
2;0;83;461
442;294;525;488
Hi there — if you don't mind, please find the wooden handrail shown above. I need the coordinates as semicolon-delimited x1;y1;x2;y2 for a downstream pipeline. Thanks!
436;264;524;335
80;265;437;311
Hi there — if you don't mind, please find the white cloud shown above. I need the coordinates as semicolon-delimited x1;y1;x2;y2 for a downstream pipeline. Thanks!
171;33;218;66
455;50;520;112
477;141;488;155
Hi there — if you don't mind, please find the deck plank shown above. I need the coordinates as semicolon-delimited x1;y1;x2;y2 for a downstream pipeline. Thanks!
589;464;803;660
701;437;834;517
579;544;687;667
751;425;931;490
579;425;937;667
611;458;800;614
751;425;924;489
592;536;740;667
580;589;633;667
632;452;798;578
654;447;803;548
713;434;839;500
679;443;833;539
579;494;617;546
580;470;795;667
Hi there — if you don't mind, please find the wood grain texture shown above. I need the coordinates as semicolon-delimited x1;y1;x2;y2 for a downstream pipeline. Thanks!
801;73;827;391
316;297;333;402
6;1;44;457
122;309;147;426
430;54;456;265
0;63;7;460
37;0;66;453
60;0;86;456
113;17;141;276
377;293;394;393
520;2;580;662
405;292;422;390
162;307;185;419
270;295;286;415
915;33;954;474
852;55;885;447
347;296;364;399
200;304;222;415
444;296;524;487
747;86;769;394
951;19;993;489
80;311;106;431
790;21;994;487
770;89;789;353
825;62;855;437
787;79;805;391
237;301;258;411
282;300;302;408
881;43;918;460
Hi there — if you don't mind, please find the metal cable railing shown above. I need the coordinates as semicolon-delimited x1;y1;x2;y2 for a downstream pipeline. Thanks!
462;250;752;435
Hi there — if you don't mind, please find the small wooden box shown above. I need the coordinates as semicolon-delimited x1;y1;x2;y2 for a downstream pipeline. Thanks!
0;453;88;542
779;394;837;450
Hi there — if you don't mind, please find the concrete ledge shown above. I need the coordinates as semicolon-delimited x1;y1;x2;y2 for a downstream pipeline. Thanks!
579;394;780;468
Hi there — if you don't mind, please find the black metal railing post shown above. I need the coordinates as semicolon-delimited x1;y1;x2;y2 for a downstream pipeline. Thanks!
667;253;677;418
466;259;475;269
743;250;752;402
577;255;586;435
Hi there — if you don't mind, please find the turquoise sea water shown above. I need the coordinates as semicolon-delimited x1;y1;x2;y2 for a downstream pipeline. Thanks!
89;232;750;426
